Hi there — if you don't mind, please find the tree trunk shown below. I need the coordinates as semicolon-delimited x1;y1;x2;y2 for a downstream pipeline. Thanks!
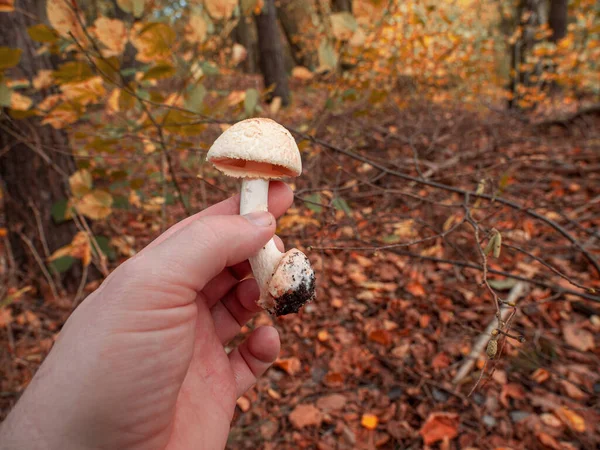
0;1;78;280
234;14;259;73
548;0;568;42
332;0;353;13
255;0;290;106
277;0;319;69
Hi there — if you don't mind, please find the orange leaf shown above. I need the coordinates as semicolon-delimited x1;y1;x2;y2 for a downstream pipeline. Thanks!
562;323;595;352
236;396;251;412
368;329;392;346
0;227;7;237
555;406;586;432
274;357;301;376
431;352;450;370
406;281;425;297
419;412;459;445
0;0;15;12
361;413;379;430
536;432;561;450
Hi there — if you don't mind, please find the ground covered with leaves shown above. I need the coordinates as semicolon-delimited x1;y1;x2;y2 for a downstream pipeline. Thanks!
1;101;599;449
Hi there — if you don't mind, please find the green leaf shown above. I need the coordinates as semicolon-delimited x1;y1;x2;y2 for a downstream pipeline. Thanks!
184;83;206;113
27;24;59;43
0;47;22;69
117;0;146;18
51;199;69;224
50;255;75;274
244;88;259;116
142;63;176;81
0;83;11;107
332;196;352;216
201;61;220;76
304;193;323;213
92;236;116;261
112;195;129;209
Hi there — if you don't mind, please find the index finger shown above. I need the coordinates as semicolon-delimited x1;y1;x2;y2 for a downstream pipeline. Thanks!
144;181;293;251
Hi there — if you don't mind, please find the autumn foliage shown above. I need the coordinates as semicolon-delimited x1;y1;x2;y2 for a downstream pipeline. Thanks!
1;0;600;448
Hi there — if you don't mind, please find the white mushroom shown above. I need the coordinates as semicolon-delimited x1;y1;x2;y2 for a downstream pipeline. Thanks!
206;118;316;316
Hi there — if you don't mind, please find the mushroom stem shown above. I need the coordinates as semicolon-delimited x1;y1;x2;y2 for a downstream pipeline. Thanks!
240;178;282;310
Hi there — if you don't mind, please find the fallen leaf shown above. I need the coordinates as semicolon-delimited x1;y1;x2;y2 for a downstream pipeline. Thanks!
406;281;426;297
361;413;379;430
274;357;301;375
317;330;329;342
536;432;561;450
560;379;587;400
289;404;322;429
368;329;392;346
431;352;450;370
500;383;525;407
316;394;347;412
562;323;595;352
292;66;314;80
0;227;7;237
0;309;12;327
555;407;586;432
540;413;563;428
419;412;459;445
531;368;550;383
204;0;237;20
236;396;250;412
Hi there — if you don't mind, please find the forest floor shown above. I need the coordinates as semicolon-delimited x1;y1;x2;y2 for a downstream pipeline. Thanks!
1;88;599;449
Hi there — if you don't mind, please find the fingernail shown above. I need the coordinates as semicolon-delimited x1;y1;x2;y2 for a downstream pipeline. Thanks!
243;211;273;227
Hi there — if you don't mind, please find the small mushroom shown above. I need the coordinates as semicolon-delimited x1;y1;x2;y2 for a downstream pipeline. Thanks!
207;118;316;316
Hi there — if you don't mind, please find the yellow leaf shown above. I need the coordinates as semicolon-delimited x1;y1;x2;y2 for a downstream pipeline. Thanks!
361;413;379;430
204;0;237;20
41;102;79;129
0;47;21;69
0;0;14;12
33;70;54;89
69;169;93;197
49;231;91;266
10;92;32;111
36;94;62;112
60;76;105;106
46;0;86;42
106;88;121;113
76;190;113;220
556;407;586;432
94;17;127;57
184;14;207;44
131;22;175;63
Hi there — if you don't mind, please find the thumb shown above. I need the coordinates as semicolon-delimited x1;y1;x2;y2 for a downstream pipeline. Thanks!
119;211;275;295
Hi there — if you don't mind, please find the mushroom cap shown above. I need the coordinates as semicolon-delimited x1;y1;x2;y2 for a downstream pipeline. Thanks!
207;118;302;179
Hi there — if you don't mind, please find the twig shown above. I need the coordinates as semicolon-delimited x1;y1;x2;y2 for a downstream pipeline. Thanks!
453;281;527;385
18;233;60;301
293;131;600;276
73;263;89;308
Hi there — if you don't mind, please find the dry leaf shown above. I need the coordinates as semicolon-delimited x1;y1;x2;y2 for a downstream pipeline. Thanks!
562;323;595;352
0;309;13;327
317;330;329;342
431;352;450;370
33;70;54;89
555;407;586;432
0;0;15;12
204;0;237;20
185;15;207;44
61;76;106;106
76;190;113;220
540;413;563;428
10;91;32;111
236;396;250;412
69;169;93;197
274;357;301;375
406;281;426;297
419;412;459;445
536;432;561;450
361;413;379;430
231;43;247;65
500;383;526;407
531;368;550;383
94;17;127;57
292;66;314;80
368;329;392;346
47;0;86;41
289;404;322;429
316;394;347;412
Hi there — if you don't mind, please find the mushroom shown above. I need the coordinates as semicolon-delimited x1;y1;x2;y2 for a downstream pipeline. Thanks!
206;118;316;316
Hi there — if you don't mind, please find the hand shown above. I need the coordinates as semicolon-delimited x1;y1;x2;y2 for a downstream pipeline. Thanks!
0;182;294;450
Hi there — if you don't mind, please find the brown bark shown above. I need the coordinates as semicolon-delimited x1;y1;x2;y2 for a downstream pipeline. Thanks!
0;1;78;278
277;0;319;69
234;14;259;73
548;0;568;43
255;0;290;106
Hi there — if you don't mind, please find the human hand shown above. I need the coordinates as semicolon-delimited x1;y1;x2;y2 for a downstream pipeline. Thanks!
0;182;294;450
